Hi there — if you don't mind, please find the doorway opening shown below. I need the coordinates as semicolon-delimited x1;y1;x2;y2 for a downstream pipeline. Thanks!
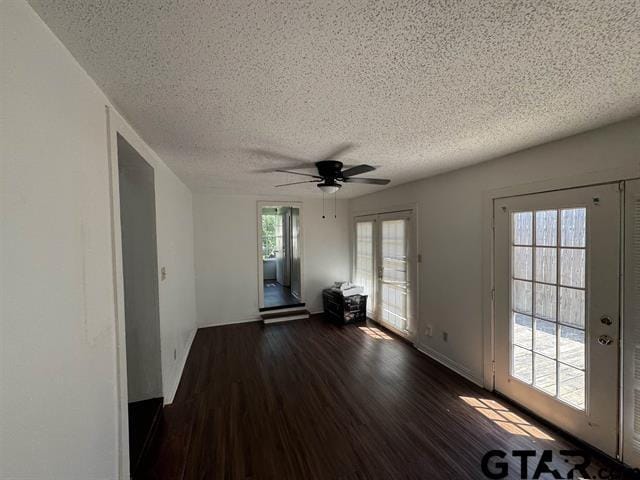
258;204;304;310
117;134;163;475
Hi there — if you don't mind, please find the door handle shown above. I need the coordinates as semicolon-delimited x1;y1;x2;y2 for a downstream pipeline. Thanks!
597;335;613;346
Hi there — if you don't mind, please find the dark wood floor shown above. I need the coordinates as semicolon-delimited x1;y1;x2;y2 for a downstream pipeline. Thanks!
140;315;623;479
263;280;299;308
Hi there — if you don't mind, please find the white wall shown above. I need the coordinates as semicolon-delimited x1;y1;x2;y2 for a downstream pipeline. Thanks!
0;1;197;478
350;116;640;385
194;194;350;325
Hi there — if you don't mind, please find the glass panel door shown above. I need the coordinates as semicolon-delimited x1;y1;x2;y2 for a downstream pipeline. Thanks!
354;219;375;315
510;208;587;409
494;183;620;457
353;211;415;338
379;218;409;332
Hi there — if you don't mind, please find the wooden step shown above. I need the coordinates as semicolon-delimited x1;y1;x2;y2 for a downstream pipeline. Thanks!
259;303;305;313
261;309;310;324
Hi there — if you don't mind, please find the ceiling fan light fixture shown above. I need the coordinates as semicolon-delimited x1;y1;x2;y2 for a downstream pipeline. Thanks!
318;182;341;194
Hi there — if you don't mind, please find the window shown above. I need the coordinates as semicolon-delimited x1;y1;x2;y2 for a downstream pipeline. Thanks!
262;213;282;260
511;208;587;410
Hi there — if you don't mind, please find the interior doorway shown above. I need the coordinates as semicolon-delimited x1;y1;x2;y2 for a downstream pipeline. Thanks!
493;183;621;457
117;134;163;475
258;203;304;309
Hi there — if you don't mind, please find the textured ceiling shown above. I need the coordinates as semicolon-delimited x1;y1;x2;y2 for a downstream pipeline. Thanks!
29;0;640;198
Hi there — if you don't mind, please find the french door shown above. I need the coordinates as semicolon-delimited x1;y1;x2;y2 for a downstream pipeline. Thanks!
354;211;416;338
494;183;620;456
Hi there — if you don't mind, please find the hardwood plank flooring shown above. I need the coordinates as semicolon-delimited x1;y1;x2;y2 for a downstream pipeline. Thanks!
140;315;623;479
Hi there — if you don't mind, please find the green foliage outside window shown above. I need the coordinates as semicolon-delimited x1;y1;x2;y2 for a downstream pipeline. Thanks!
262;214;280;259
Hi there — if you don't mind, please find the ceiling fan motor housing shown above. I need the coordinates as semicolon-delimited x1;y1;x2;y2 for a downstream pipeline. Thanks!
316;160;344;180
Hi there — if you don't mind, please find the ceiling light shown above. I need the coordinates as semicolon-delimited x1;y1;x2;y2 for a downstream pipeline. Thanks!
318;183;341;194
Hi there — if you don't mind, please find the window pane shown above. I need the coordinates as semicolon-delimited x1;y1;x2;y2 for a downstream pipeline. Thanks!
534;354;557;395
355;222;374;300
534;283;556;321
534;318;556;358
513;280;532;314
560;249;585;288
512;345;532;384
512;313;532;349
513;212;532;245
561;208;586;247
536;210;557;246
559;326;585;370
559;287;585;328
535;247;557;284
513;247;532;280
559;363;585;410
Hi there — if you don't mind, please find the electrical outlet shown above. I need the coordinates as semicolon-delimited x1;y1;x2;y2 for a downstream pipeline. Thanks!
161;266;167;281
425;325;433;337
442;331;448;342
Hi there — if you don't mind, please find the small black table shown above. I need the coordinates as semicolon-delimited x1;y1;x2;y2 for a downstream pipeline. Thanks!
322;289;367;324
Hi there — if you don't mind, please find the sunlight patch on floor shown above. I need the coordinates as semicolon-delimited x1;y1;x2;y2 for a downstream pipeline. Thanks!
459;396;554;440
358;326;393;340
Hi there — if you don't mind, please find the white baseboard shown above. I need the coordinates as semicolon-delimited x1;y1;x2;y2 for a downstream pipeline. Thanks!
263;313;309;324
198;316;261;329
415;343;484;388
165;327;197;405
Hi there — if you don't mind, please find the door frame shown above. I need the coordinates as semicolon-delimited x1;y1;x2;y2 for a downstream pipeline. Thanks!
106;106;169;479
481;165;639;461
257;201;305;309
351;203;419;341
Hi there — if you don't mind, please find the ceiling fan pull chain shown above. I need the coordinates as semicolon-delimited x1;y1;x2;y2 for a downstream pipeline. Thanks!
322;191;326;219
334;191;337;219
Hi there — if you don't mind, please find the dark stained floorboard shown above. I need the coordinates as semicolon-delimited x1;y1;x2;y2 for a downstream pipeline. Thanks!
141;315;622;479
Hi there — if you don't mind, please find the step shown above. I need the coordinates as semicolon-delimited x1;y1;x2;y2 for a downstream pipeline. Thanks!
261;309;310;324
259;303;305;313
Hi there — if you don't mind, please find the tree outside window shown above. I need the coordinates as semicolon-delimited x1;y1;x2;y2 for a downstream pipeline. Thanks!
262;214;282;260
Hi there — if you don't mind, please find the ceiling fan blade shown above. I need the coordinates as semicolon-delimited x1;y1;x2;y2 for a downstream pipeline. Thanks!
343;177;390;185
275;169;322;179
341;164;376;177
275;180;319;187
317;143;355;162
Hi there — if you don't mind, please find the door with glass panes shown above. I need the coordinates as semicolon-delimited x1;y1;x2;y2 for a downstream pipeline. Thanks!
494;183;620;456
354;211;415;338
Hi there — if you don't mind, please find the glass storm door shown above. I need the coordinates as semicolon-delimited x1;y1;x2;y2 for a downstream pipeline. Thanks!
354;217;376;316
377;214;411;334
494;183;620;456
354;211;415;337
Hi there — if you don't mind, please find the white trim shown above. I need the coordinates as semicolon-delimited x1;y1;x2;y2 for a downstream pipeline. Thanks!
481;166;640;392
415;344;484;387
199;316;262;329
350;202;418;218
256;201;305;309
107;105;188;478
105;107;130;480
263;313;309;324
164;328;197;405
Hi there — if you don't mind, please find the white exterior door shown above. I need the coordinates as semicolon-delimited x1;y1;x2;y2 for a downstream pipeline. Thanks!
354;211;416;339
494;183;620;456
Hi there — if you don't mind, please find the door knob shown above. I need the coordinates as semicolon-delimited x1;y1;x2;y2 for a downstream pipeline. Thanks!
597;335;613;346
